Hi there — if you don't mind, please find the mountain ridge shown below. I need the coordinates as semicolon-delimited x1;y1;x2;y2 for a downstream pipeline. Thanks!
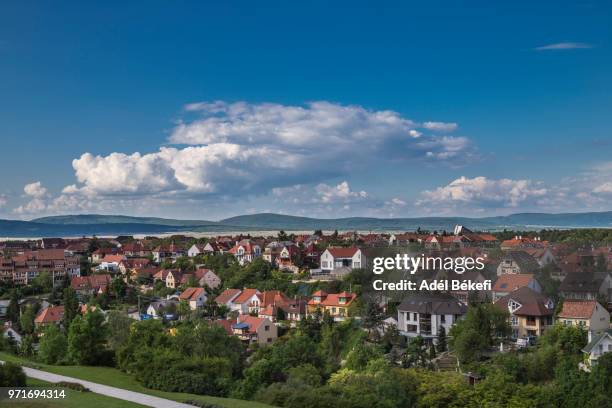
0;211;606;238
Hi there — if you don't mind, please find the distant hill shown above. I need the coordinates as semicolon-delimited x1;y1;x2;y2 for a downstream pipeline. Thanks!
32;214;219;227
0;211;610;238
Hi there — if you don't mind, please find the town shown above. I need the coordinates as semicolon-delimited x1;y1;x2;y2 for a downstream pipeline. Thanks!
0;226;610;407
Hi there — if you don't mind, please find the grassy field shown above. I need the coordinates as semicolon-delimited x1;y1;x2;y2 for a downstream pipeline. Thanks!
0;378;145;408
0;353;274;408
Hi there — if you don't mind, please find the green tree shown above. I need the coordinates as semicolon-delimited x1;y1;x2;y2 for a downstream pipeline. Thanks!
62;287;80;330
7;290;20;330
110;277;127;299
67;309;108;365
19;305;37;335
0;362;26;386
38;324;68;364
106;311;134;351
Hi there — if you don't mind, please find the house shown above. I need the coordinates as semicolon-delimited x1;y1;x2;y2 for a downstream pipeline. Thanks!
582;329;612;370
492;274;542;302
193;268;221;289
277;245;300;272
559;272;612;306
152;242;186;263
146;299;179;320
232;288;262;314
34;305;64;327
424;234;469;251
501;236;548;251
307;290;357;320
232;315;277;345
523;248;556;267
118;258;150;275
320;247;365;273
71;274;111;297
496;251;541;276
388;233;423;246
179;287;207;310
494;286;555;338
214;289;242;308
96;254;127;272
91;247;121;264
228;240;262;265
397;293;467;343
558;300;610;333
166;269;187;289
2;323;22;345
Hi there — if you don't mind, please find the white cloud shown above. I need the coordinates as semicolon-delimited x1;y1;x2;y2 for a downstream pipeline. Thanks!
535;42;593;51
67;101;476;200
422;121;458;132
418;176;548;210
315;181;368;203
593;182;612;194
23;181;47;198
0;195;7;208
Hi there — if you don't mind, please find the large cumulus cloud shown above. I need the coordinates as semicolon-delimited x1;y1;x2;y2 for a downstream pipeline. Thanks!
67;101;476;199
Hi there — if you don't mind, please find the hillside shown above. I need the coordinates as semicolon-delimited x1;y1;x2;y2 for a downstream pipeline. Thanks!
1;210;611;238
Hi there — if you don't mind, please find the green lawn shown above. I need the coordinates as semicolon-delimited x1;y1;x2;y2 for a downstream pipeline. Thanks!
0;378;144;408
0;353;274;408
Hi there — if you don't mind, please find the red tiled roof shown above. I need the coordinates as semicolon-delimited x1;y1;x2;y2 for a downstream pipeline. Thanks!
326;247;359;258
558;300;599;319
35;305;64;324
492;274;535;292
233;288;260;304
237;315;267;333
179;287;205;301
215;288;241;305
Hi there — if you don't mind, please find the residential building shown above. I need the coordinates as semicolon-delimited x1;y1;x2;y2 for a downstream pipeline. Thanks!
494;286;555;338
34;305;64;327
307;290;357;320
320;247;365;273
582;329;612;370
71;274;111;298
397;293;467;342
214;288;242;309
232;315;277;345
179;287;207;310
492;274;542;302
152;242;186;263
1;249;80;284
228;240;261;265
557;300;610;333
496;251;541;276
559;272;612;306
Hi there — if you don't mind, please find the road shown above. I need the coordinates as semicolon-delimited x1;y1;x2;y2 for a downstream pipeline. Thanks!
6;362;195;408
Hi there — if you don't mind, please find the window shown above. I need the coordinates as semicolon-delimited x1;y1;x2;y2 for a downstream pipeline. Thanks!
440;315;446;323
511;316;518;326
265;325;270;331
267;338;272;343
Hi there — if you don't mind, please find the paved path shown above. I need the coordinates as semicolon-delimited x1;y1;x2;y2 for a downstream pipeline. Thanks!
3;362;194;408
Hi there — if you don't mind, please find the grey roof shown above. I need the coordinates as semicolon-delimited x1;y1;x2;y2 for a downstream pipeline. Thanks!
397;293;467;315
504;251;540;272
583;329;612;353
560;272;610;293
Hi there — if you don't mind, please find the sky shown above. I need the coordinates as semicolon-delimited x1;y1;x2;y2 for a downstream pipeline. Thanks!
0;0;611;220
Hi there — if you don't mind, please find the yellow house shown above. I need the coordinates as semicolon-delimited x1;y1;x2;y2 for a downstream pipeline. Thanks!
307;290;357;320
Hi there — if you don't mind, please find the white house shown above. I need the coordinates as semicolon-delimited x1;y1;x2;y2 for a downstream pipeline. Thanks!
582;329;612;370
320;247;365;272
397;293;467;343
179;287;207;310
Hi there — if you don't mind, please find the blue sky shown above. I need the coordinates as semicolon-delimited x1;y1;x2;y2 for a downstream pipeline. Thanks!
0;1;611;220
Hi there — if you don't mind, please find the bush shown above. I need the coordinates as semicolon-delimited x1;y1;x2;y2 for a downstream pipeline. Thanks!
55;381;90;392
0;362;26;387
